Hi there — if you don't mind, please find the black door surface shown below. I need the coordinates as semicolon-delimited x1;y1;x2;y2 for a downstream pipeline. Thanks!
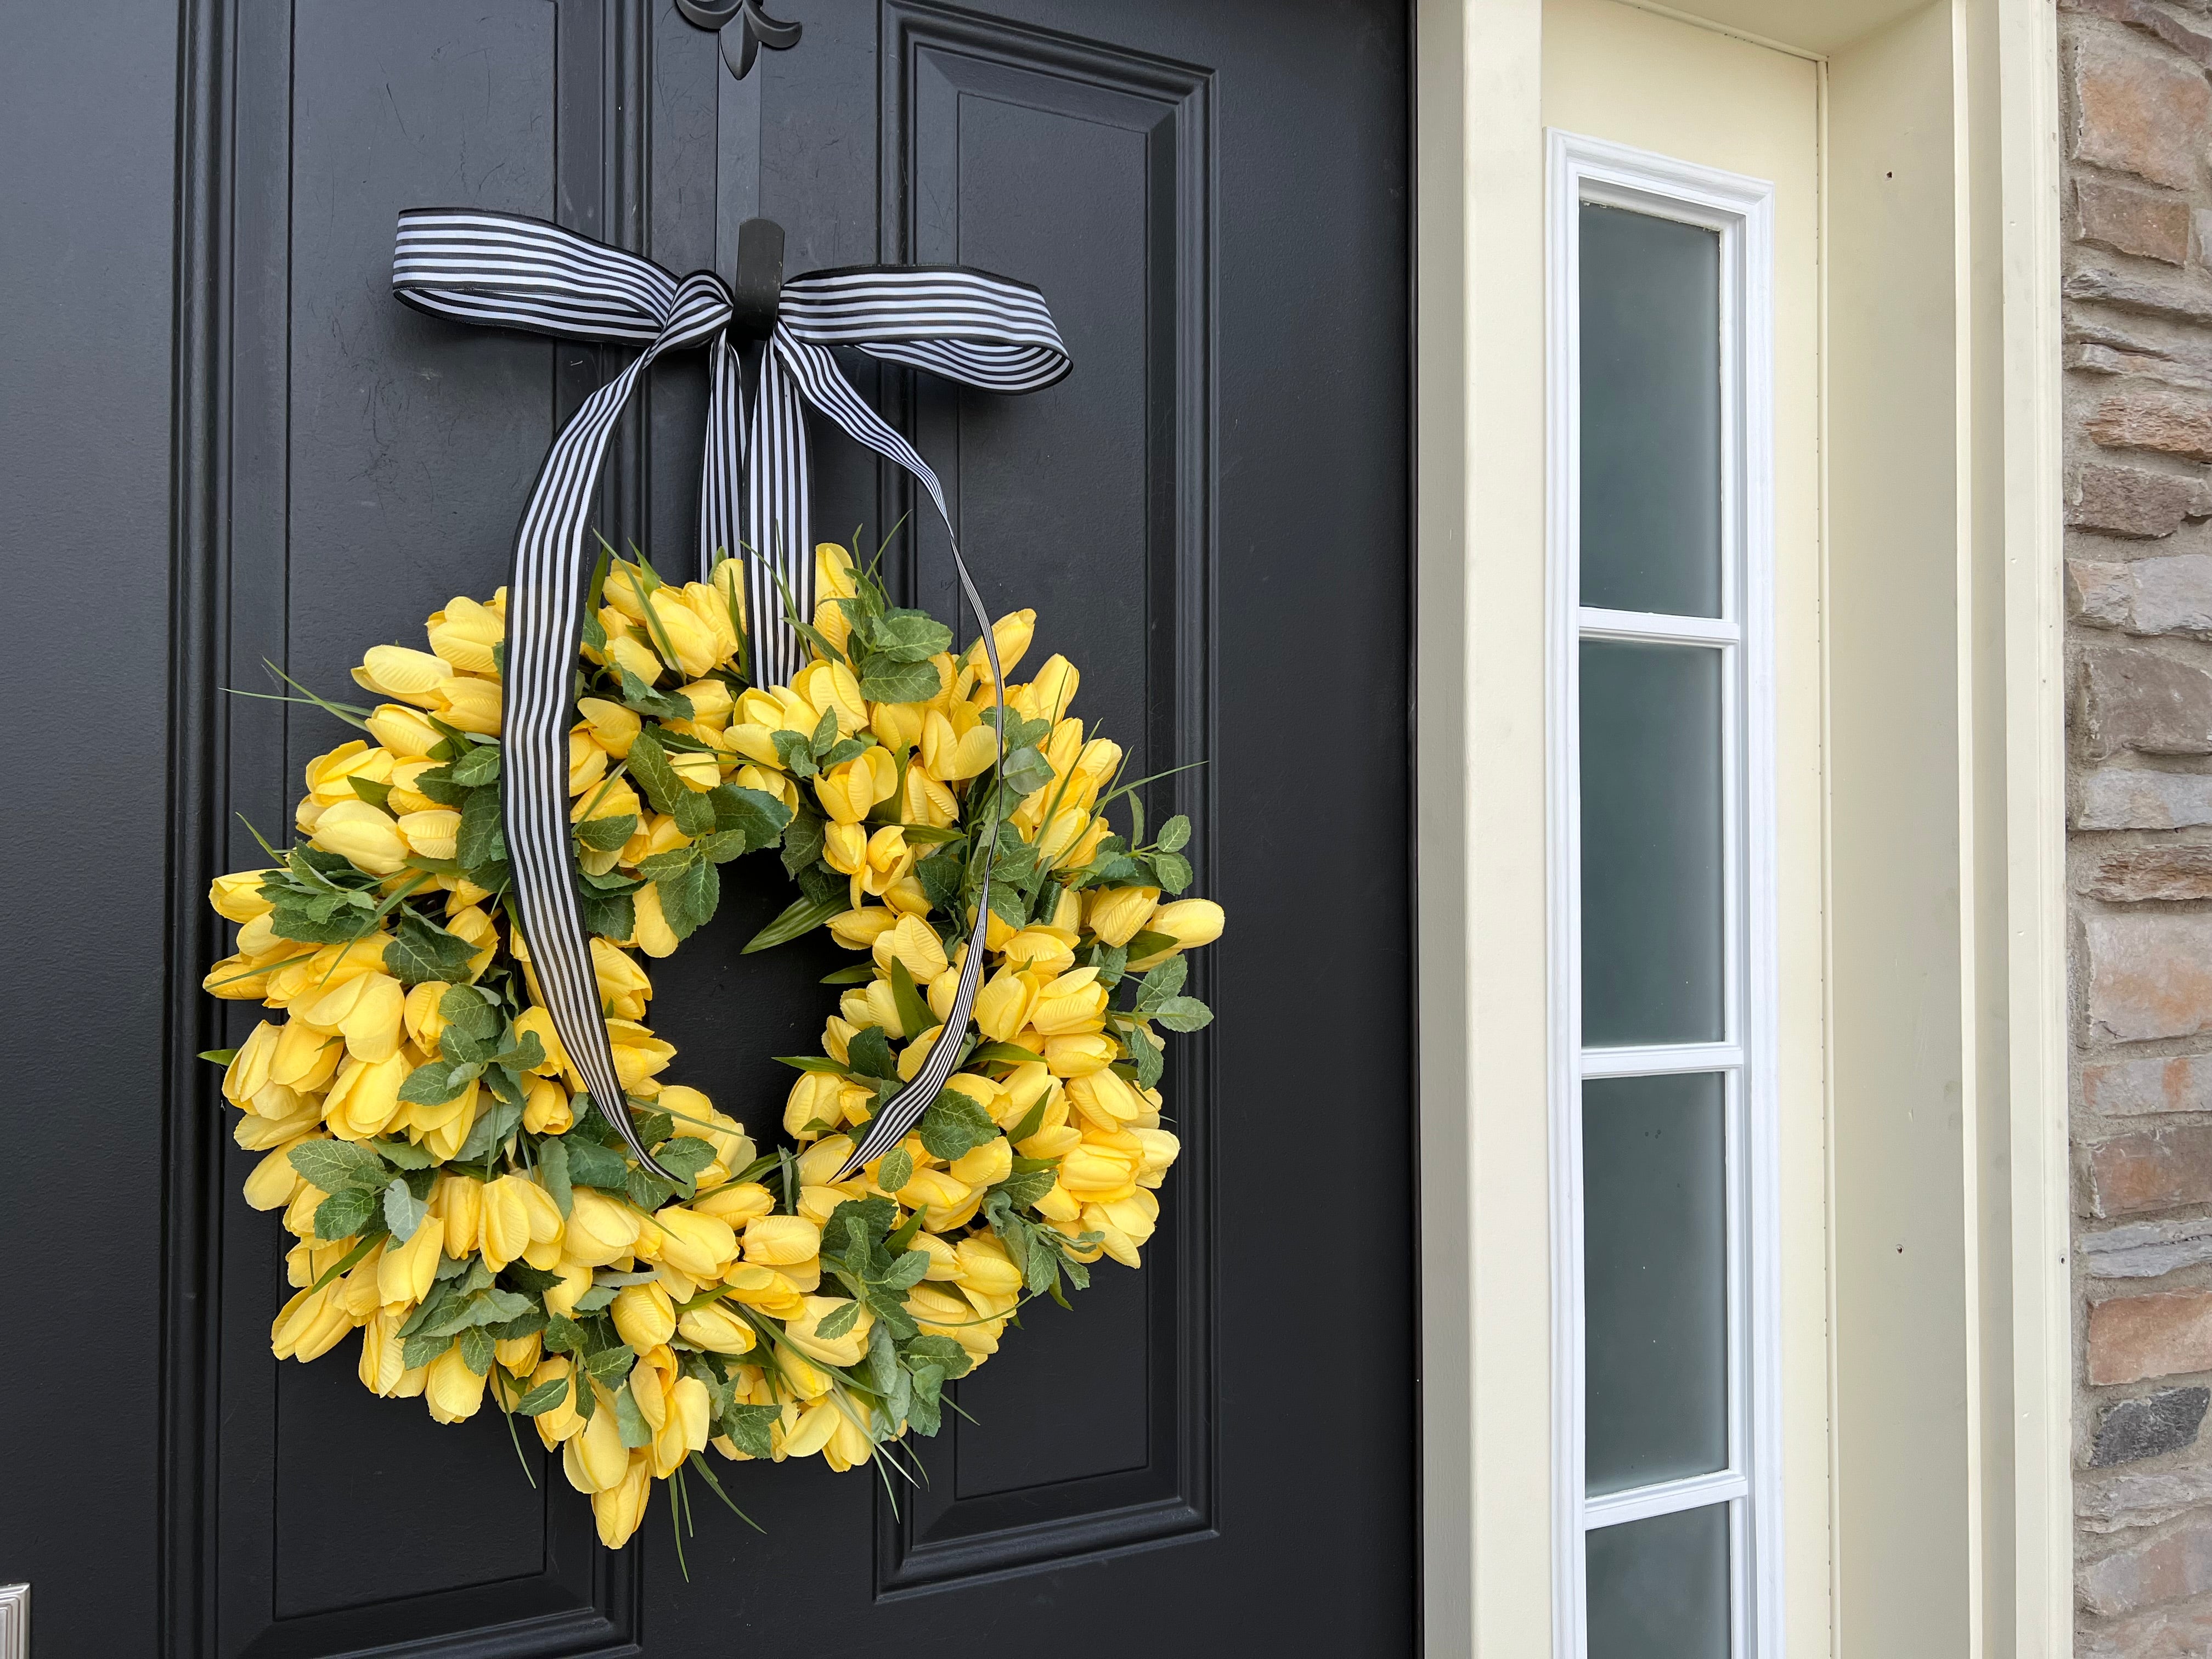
0;2;1412;1654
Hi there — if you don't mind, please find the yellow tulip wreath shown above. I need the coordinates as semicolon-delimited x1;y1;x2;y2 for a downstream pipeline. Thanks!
202;543;1221;1551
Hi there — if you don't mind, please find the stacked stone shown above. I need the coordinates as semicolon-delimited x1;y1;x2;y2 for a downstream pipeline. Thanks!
2066;1;2212;1650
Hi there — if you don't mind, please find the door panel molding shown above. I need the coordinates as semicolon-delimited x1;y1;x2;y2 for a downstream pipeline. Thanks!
163;3;647;1652
872;0;1218;1593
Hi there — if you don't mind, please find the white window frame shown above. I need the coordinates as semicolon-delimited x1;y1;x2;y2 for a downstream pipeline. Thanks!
1544;129;1781;1659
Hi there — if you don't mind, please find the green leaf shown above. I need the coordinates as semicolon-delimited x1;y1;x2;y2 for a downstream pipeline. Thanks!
1151;995;1213;1032
512;1375;573;1417
289;1139;387;1193
198;1047;240;1065
896;822;963;845
314;1185;380;1241
586;1345;636;1388
877;1248;931;1292
846;1025;898;1081
720;1403;780;1461
543;1313;588;1355
537;1135;573;1218
625;727;684;815
398;1057;480;1106
438;983;501;1039
448;744;502;787
813;1300;862;1342
385;911;477;987
370;1136;438;1170
572;1283;618;1316
1126;1023;1165;1090
347;775;394;811
1124;929;1180;962
457;1325;495;1376
770;727;820;778
1133;955;1189;1012
818;735;872;770
575;811;639;851
615;664;693;723
742;894;848;954
579;887;636;941
889;958;935;1041
818;963;879;986
455;1098;524;1163
1150;851;1194;894
562;1136;633;1192
402;1332;453;1370
991;1166;1058;1209
614;1383;654;1447
1154;813;1191;853
918;1091;998;1161
999;744;1053;797
654;1137;719;1182
876;1146;913;1193
671;786;716;838
455;785;506;871
775;1054;854;1075
709;784;792;850
626;1166;679;1212
857;657;943;704
967;1041;1046;1069
656;858;720;940
382;1177;430;1242
781;809;826;874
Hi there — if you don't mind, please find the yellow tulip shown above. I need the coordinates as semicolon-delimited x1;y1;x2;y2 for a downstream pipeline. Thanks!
742;1214;822;1266
1064;1068;1147;1132
363;702;443;758
270;1283;352;1362
816;541;859;600
970;970;1035;1043
522;1074;572;1135
589;938;652;1021
1085;885;1160;948
352;644;453;704
823;820;868;875
696;1182;776;1226
605;1020;675;1092
563;1396;630;1494
242;1139;307;1211
477;1175;534;1272
612;1283;676;1351
210;868;276;922
436;1173;483;1259
920;708;997;781
565;1188;646;1266
431;675;503;735
905;1283;1000;1357
827;906;898;950
679;1300;758;1355
309;799;407;876
1028;967;1109;1036
814;746;897;822
529;1357;585;1446
543;1259;594;1319
401;980;447;1052
1042;1032;1117;1078
322;1051;410;1140
394;808;461;862
298;970;405;1064
630;882;679;958
979;609;1036;682
872;912;950;983
793;659;868;735
358;1309;407;1395
649;1206;737;1279
785;1295;873;1367
1059;1136;1142;1203
426;595;504;672
901;1167;976;1232
949;1137;1013;1189
780;1399;842;1460
379;1212;444;1308
1129;898;1226;965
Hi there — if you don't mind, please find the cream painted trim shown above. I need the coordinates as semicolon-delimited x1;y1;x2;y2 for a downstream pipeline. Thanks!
1414;1;2068;1657
1992;0;2069;1652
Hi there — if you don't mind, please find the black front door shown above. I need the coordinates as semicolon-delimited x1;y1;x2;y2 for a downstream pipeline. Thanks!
0;2;1412;1653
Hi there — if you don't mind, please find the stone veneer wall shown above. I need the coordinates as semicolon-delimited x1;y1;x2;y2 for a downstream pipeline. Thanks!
2066;1;2212;1651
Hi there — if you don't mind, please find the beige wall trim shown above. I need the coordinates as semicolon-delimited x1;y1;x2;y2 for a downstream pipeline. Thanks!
1414;1;2069;1655
1991;0;2069;1652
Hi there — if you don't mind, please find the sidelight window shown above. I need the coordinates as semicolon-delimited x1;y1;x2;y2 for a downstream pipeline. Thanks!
1547;133;1780;1659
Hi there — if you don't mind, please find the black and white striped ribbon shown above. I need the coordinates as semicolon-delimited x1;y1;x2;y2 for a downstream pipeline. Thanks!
393;208;1069;1181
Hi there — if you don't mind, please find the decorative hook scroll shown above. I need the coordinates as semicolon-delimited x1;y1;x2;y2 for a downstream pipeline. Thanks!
675;0;802;80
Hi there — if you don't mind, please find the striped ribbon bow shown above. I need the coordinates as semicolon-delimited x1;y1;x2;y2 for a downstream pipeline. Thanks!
392;208;1071;1179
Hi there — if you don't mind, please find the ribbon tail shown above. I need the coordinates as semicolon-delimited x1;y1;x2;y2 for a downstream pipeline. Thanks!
769;331;1009;1180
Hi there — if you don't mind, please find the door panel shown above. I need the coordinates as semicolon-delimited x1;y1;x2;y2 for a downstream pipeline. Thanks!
155;2;1410;1654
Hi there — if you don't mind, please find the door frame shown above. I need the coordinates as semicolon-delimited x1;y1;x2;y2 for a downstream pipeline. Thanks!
1410;0;2069;1655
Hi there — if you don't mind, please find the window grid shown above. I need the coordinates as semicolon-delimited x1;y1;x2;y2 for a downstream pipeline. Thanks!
1548;129;1781;1659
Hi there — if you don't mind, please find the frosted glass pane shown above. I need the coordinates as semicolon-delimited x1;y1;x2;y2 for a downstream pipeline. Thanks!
1579;202;1723;618
1587;1504;1731;1659
1584;1071;1728;1494
1579;639;1725;1047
